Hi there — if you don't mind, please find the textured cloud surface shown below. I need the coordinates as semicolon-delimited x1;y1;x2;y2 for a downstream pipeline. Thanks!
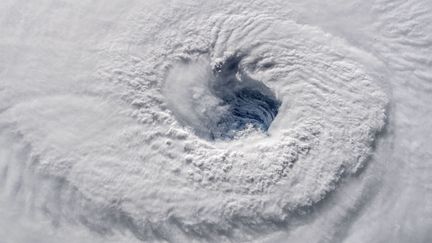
0;0;431;242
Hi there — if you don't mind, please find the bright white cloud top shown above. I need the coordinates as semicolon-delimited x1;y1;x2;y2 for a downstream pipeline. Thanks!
0;0;431;243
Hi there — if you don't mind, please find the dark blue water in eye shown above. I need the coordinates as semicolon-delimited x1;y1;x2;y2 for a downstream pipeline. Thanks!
217;88;280;132
209;56;281;139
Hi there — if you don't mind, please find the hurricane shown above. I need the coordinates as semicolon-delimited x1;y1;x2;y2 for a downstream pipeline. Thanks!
0;0;431;243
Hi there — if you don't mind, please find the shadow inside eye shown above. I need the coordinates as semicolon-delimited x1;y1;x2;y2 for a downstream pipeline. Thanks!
208;56;281;140
261;62;275;69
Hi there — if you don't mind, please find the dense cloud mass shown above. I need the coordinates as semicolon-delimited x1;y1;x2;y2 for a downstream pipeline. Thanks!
0;0;431;242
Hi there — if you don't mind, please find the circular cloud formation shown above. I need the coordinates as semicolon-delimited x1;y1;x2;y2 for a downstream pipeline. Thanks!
1;2;388;242
96;10;388;239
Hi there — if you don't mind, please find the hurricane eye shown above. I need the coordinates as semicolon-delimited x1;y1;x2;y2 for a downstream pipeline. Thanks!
209;57;280;139
164;56;281;140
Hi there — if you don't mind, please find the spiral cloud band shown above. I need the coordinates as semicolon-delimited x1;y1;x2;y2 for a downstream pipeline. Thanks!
1;0;431;243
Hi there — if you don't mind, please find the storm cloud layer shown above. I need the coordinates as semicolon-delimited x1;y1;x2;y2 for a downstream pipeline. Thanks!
0;0;431;243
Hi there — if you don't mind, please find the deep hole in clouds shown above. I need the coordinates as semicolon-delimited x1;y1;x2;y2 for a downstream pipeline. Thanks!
210;55;280;139
169;54;281;140
163;55;281;141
